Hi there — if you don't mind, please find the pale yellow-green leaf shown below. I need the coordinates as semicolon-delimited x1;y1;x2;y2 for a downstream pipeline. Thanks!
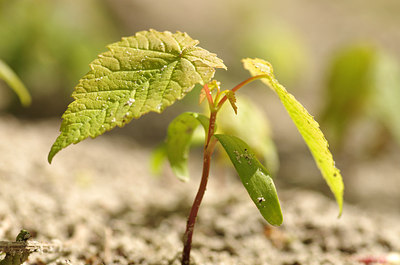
48;30;226;163
242;58;344;215
224;90;238;114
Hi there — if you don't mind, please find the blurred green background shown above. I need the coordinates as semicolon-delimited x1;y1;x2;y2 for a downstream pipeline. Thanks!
1;0;399;209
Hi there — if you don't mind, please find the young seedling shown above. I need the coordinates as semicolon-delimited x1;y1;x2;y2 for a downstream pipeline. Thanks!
48;29;344;265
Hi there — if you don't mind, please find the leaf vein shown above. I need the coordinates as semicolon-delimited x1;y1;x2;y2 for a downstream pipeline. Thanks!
159;61;179;108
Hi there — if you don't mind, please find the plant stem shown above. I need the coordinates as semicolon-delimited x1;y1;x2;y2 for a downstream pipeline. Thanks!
217;74;267;110
203;83;214;107
181;75;265;264
181;111;217;265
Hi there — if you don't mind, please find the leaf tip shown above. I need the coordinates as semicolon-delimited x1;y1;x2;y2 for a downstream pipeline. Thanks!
18;89;32;107
242;58;274;77
47;150;55;164
48;141;63;164
270;214;284;227
337;209;343;219
172;168;190;182
336;194;344;218
178;175;190;183
21;96;32;107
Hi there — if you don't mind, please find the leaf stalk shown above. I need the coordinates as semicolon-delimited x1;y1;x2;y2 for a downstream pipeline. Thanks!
217;74;267;110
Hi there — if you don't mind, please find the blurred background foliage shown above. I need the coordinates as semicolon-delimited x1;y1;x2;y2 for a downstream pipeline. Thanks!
0;59;31;106
1;0;399;209
320;44;400;157
0;0;118;115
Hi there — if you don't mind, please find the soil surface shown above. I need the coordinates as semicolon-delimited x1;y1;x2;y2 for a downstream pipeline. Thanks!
1;115;399;265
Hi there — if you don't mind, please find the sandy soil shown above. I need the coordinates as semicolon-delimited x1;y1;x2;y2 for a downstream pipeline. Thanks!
0;115;399;265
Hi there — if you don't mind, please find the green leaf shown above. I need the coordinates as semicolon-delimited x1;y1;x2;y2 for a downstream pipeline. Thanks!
166;112;209;182
0;59;31;107
48;29;226;163
224;90;238;114
215;134;282;226
242;58;344;215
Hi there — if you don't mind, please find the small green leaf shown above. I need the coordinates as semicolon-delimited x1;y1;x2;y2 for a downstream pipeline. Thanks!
242;58;344;215
48;29;226;163
206;80;221;92
224;90;238;114
215;134;282;226
166;112;209;182
0;59;31;107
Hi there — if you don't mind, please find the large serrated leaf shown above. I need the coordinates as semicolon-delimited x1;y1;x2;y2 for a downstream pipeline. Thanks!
215;134;282;226
0;59;31;107
48;30;226;163
166;112;209;182
242;58;344;215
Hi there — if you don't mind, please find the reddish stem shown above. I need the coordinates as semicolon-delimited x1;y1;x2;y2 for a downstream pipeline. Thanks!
181;75;266;264
217;74;266;109
181;111;217;265
203;84;214;107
